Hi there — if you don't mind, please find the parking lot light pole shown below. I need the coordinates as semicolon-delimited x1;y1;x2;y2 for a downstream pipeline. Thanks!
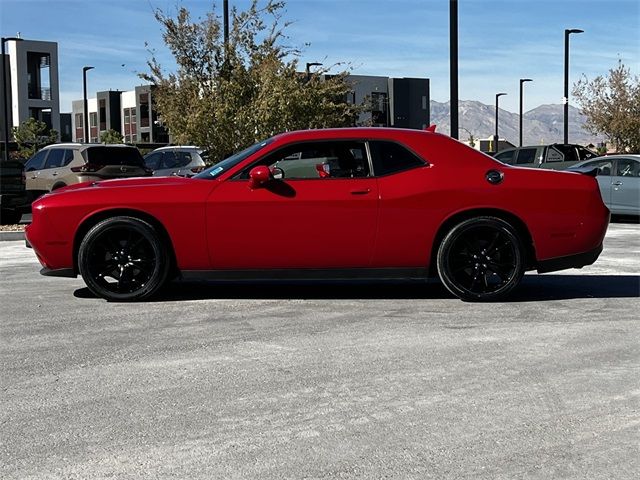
564;28;583;144
2;37;22;163
82;66;94;143
449;0;459;139
305;62;323;81
519;78;532;147
494;93;507;154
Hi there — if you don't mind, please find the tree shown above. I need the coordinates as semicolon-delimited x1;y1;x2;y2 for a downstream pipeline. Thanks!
142;0;361;161
12;118;58;159
100;129;124;144
573;61;640;152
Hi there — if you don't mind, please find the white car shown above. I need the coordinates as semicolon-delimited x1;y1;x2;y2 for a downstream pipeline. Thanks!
143;146;207;177
569;154;640;216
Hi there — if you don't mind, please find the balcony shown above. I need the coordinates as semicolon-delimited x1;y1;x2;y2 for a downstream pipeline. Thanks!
28;87;51;101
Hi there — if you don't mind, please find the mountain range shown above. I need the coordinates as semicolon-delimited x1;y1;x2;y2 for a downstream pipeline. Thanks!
429;100;602;146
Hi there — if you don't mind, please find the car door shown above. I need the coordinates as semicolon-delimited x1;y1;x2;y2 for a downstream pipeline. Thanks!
581;158;613;207
40;148;68;190
610;157;640;214
206;140;378;270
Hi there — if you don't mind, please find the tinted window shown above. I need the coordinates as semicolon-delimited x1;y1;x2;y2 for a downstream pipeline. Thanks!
495;150;515;164
162;151;192;169
550;145;578;162
144;152;162;170
577;146;597;161
369;141;424;176
62;149;74;166
85;146;144;166
25;150;48;171
615;158;639;177
515;148;538;165
44;149;66;169
546;147;564;163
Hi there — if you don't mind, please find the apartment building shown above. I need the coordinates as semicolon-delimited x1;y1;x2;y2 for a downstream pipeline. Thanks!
342;75;430;129
73;85;168;144
0;38;60;142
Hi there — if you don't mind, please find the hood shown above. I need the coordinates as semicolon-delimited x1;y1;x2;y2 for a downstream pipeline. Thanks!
53;176;195;194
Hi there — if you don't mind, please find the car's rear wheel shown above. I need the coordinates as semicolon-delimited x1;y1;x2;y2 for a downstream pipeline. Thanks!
437;216;525;301
78;216;170;301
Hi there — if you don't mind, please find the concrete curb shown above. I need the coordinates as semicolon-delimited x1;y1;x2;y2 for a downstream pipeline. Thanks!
0;230;25;241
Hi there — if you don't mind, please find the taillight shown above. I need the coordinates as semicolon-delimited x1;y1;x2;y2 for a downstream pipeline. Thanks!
190;166;205;173
70;163;101;173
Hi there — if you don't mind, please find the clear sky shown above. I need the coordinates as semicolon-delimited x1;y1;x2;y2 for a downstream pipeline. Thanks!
1;0;638;113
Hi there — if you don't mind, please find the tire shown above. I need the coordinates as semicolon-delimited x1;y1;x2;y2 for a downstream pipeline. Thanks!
78;216;170;301
436;216;525;301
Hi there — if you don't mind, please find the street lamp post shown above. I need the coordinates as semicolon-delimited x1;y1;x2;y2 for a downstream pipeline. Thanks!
494;92;507;154
449;0;459;139
564;28;583;144
82;66;94;143
519;78;532;147
2;37;23;163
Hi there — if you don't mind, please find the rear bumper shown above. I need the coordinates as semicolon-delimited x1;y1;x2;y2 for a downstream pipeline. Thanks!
537;243;603;274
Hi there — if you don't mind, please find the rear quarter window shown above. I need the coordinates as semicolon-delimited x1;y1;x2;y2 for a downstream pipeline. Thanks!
369;141;425;176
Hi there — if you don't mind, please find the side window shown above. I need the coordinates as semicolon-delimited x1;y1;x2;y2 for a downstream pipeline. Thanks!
515;148;538;165
25;150;48;171
62;149;75;167
162;151;179;169
615;158;639;177
176;152;192;168
369;141;425;176
144;152;162;170
584;159;612;176
550;145;578;162
44;149;65;169
242;141;370;180
577;146;597;161
545;147;564;163
495;150;515;164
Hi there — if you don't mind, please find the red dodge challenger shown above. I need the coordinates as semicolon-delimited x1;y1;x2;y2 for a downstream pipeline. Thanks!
25;127;609;302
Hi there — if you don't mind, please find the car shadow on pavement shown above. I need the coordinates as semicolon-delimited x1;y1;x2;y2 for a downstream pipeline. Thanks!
73;274;640;302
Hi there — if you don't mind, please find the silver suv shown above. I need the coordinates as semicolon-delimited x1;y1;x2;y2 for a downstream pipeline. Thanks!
24;144;150;202
143;146;207;177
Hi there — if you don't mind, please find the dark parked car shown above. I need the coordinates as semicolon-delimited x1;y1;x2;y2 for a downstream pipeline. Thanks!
0;160;28;225
26;128;609;302
494;144;597;170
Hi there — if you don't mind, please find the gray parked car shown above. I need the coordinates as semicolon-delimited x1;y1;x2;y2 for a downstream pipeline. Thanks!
568;154;640;216
494;143;597;170
143;146;207;177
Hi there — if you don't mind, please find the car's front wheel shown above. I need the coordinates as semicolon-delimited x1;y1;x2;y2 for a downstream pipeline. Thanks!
78;216;170;301
437;216;525;301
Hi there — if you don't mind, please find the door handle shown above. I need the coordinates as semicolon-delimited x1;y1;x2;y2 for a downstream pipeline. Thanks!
52;172;58;176
350;188;371;195
30;175;37;179
612;181;623;186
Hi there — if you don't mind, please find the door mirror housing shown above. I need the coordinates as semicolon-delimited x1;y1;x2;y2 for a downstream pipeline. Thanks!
248;165;271;189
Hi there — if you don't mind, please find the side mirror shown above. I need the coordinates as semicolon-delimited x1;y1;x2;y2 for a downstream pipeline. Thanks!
248;165;271;189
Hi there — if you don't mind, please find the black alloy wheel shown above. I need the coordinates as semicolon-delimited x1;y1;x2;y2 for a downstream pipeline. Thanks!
78;216;170;301
437;216;525;301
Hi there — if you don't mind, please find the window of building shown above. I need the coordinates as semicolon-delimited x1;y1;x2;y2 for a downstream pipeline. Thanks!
99;99;107;130
124;109;130;124
90;112;97;128
139;93;150;127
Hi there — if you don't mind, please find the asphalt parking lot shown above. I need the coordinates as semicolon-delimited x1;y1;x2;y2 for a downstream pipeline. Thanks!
1;222;639;479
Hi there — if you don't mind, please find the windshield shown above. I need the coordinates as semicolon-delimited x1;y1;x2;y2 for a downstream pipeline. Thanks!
194;139;273;180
